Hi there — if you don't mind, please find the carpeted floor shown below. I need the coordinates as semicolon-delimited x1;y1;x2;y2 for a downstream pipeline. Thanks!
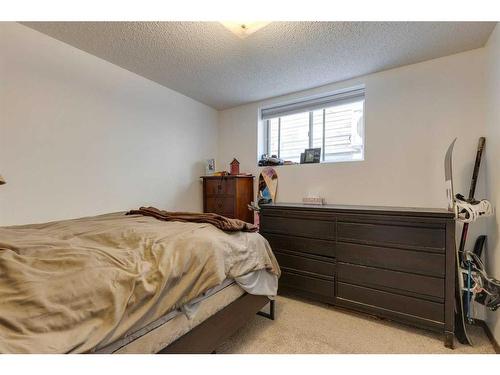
217;295;496;354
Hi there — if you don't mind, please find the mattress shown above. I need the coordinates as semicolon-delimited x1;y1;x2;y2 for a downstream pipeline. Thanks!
95;280;246;354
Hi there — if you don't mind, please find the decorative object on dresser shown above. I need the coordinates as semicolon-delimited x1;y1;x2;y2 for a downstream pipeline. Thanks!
302;196;325;205
201;175;254;223
205;159;216;175
259;202;457;348
230;158;240;175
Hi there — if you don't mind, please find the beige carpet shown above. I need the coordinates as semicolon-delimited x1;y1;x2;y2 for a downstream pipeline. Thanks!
217;295;496;354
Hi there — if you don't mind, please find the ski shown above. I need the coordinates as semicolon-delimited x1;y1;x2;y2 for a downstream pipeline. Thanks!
444;138;472;346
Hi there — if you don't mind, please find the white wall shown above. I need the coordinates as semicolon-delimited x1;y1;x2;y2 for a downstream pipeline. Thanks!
0;22;218;225
484;24;500;343
218;48;487;210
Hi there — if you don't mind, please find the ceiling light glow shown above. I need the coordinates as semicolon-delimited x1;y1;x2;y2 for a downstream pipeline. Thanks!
220;21;271;39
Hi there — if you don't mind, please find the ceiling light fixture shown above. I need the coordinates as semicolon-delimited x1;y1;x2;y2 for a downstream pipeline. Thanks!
220;21;271;39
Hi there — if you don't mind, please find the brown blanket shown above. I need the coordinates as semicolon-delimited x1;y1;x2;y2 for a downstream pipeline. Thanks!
0;212;279;353
127;206;258;232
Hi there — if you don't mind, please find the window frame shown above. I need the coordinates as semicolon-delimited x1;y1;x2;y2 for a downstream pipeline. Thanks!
264;98;365;164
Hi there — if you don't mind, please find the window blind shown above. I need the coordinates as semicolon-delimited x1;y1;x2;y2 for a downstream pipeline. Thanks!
261;86;365;120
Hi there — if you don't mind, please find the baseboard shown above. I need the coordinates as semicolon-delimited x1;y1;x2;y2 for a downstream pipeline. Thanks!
474;319;500;354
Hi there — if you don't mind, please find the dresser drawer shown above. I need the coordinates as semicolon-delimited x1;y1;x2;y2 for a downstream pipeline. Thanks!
262;233;335;258
260;215;335;241
275;251;335;278
336;243;445;277
337;262;444;300
204;178;235;196
279;270;335;304
337;282;444;323
205;197;234;216
337;222;445;252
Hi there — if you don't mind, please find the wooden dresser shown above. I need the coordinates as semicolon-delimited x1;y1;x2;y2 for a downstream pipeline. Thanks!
259;203;456;348
201;175;254;223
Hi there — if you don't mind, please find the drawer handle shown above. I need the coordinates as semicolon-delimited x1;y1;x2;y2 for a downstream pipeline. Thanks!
217;202;223;208
217;184;222;190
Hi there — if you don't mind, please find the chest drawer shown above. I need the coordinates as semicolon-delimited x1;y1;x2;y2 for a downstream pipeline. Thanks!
279;270;335;304
260;215;335;241
262;233;335;258
275;250;335;278
204;178;235;196
337;222;445;252
336;243;445;277
337;262;444;300
205;197;235;216
337;282;444;323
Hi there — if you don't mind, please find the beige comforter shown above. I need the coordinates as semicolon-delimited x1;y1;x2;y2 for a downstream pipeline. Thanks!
0;212;280;353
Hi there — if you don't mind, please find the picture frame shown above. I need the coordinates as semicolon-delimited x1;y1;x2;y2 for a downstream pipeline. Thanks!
302;148;321;164
205;158;216;175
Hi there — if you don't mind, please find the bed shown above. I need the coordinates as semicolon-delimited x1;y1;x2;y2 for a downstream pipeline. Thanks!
0;211;280;353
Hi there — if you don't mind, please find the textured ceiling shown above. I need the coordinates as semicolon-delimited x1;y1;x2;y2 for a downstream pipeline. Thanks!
22;22;496;110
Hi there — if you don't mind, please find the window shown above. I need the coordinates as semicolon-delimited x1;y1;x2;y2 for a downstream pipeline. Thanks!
262;87;365;163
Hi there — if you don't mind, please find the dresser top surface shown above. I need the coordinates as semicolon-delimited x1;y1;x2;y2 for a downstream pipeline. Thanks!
261;202;454;218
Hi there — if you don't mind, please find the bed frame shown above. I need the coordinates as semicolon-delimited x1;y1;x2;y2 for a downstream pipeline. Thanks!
158;294;275;354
